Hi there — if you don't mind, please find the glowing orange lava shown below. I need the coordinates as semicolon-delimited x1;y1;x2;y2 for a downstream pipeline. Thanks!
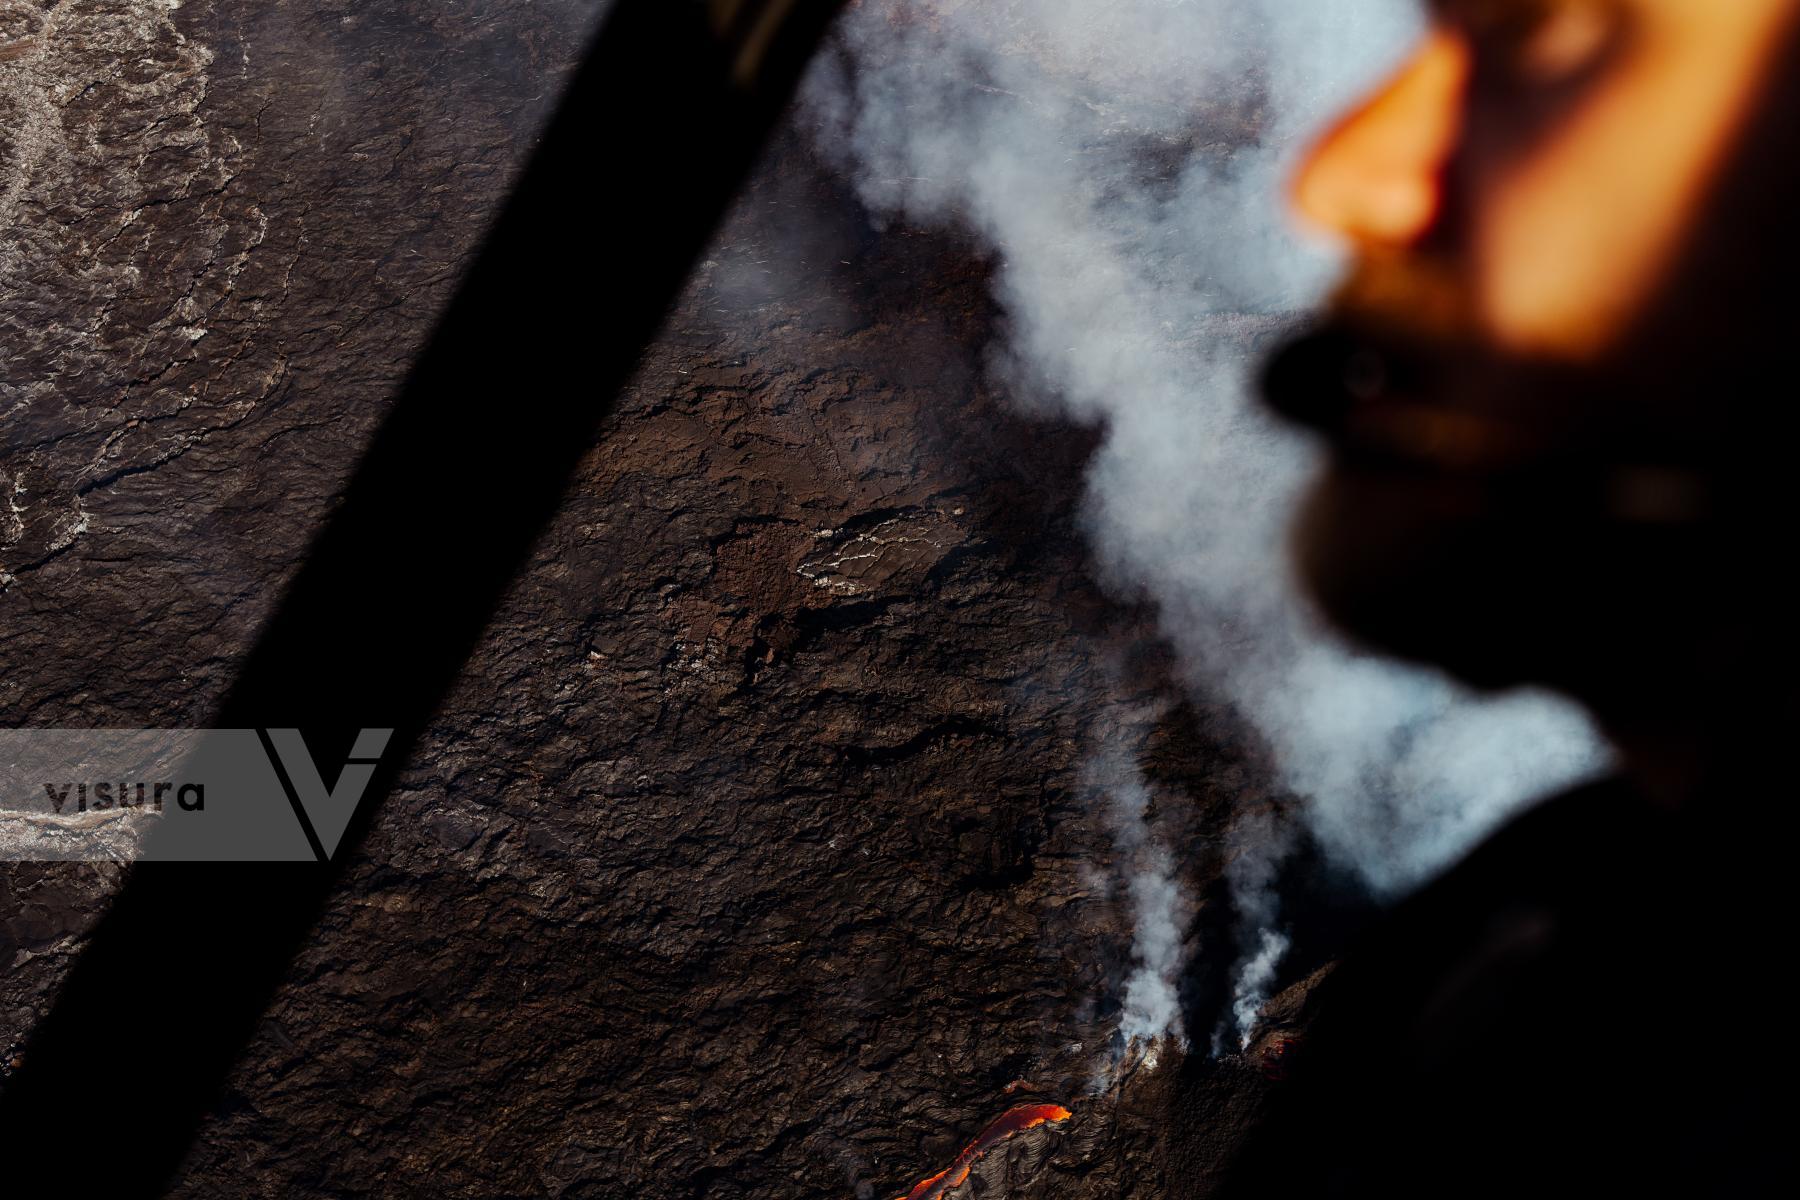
891;1103;1073;1200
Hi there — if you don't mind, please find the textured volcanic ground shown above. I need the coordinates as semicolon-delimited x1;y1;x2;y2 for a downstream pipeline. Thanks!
1;3;1367;1196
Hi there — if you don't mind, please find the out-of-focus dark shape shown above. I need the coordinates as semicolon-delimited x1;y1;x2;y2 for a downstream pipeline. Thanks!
1210;2;1800;1195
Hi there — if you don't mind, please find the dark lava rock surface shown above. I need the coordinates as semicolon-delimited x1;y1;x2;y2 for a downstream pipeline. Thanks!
2;3;1343;1196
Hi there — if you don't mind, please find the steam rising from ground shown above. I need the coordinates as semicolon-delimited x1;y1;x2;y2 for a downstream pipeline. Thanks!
1218;808;1291;1051
1091;750;1189;1050
806;0;1609;1042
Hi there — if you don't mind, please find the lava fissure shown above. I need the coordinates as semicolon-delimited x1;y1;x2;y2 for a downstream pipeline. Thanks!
890;1103;1072;1200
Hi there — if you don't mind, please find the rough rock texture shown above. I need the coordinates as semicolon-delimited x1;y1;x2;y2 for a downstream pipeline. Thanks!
2;3;1350;1196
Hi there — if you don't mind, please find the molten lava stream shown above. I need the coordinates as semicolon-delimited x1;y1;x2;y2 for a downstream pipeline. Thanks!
891;1103;1073;1200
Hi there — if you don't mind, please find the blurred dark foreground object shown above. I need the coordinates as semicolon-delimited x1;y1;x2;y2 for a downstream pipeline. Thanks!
0;2;848;1193
1210;774;1799;1198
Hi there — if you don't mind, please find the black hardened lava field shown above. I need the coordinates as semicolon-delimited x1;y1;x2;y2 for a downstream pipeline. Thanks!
0;4;1357;1196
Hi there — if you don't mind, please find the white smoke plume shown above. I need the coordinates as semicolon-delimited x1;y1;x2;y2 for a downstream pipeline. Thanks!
1228;927;1290;1049
1215;806;1292;1052
806;0;1608;890
1091;749;1190;1051
803;0;1612;1054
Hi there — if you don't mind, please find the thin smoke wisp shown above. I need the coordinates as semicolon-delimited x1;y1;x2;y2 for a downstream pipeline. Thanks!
1092;750;1190;1051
